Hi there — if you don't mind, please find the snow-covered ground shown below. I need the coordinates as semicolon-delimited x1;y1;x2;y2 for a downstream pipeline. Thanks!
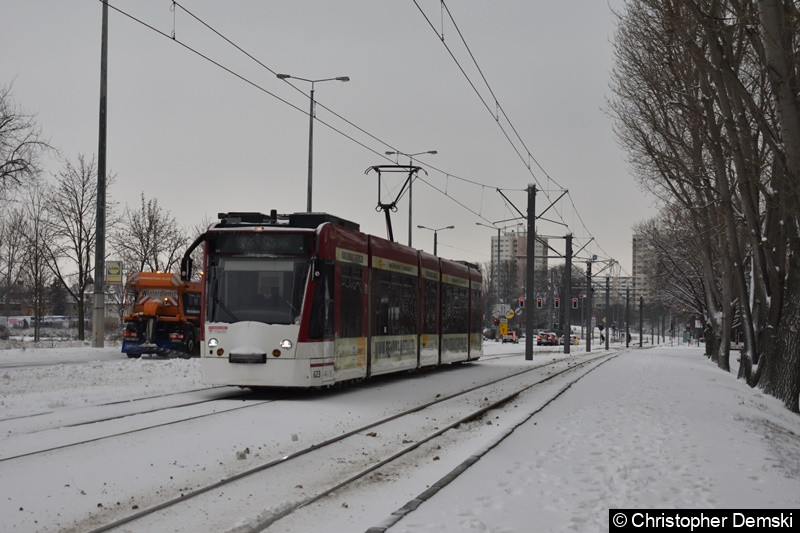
1;340;798;532
393;346;800;532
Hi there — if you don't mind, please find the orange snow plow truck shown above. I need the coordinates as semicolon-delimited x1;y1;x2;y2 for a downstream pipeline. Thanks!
121;272;202;358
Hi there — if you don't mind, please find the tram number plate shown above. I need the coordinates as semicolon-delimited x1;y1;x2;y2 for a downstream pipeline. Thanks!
229;353;267;364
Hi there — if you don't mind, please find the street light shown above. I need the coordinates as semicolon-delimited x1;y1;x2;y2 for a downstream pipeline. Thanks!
277;73;349;212
417;224;454;256
385;150;437;247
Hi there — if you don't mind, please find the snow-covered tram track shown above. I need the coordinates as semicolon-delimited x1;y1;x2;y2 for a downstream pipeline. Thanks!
0;384;234;424
0;392;274;463
0;350;531;458
364;352;621;533
85;352;615;533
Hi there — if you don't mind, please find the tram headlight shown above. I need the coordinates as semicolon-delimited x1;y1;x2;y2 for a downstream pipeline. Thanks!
208;338;218;348
280;339;293;350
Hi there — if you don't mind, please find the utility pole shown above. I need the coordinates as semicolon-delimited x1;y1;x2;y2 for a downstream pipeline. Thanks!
563;233;572;355
639;296;644;347
408;169;413;246
524;184;536;361
625;285;630;348
496;227;501;302
306;85;315;212
92;0;108;348
586;261;592;352
605;277;610;350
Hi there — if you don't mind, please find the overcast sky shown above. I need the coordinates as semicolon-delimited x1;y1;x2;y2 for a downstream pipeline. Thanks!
2;0;655;274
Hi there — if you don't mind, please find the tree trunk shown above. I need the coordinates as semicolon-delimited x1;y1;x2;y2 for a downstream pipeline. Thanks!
758;0;800;196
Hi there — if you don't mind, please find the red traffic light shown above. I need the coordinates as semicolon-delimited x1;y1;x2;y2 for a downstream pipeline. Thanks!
572;298;578;309
554;298;560;308
536;297;543;308
519;297;525;308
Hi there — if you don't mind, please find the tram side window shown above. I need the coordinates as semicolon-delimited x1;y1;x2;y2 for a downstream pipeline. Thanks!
441;284;468;334
423;280;438;334
308;261;334;339
339;264;363;338
471;288;482;334
373;270;418;336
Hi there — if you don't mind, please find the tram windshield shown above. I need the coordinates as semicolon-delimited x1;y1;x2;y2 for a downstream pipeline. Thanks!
206;256;310;325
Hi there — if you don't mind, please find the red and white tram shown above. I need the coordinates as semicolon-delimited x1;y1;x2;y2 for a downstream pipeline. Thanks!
181;211;482;388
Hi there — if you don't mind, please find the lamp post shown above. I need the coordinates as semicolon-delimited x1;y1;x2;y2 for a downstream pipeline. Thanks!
277;73;349;212
417;225;454;256
384;150;437;247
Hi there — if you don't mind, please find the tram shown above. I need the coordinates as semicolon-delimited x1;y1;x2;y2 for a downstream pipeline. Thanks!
180;211;482;388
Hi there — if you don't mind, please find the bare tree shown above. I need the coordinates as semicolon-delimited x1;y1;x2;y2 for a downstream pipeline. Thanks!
45;155;112;341
0;207;27;320
0;83;50;193
19;181;55;342
480;260;497;326
610;0;800;410
756;0;800;413
111;193;187;275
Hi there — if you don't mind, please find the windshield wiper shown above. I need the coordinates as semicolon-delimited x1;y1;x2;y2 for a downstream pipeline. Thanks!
213;294;239;323
210;272;239;323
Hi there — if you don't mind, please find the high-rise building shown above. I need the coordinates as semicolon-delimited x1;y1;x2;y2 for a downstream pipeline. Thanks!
488;229;548;296
632;234;654;302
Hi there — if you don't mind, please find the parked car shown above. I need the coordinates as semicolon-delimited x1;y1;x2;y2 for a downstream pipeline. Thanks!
536;331;547;345
562;334;580;345
502;331;519;344
537;332;560;345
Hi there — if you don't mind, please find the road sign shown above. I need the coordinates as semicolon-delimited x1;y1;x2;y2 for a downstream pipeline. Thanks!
493;303;510;316
106;261;123;284
505;308;515;320
499;322;509;336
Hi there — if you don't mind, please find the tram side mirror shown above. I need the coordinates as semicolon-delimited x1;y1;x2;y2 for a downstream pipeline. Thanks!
181;257;193;282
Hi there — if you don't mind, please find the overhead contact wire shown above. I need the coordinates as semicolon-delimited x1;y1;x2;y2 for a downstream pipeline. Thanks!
169;1;520;195
414;0;616;264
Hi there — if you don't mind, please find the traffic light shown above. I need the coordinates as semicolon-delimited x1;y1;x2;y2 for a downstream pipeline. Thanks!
554;297;560;308
572;297;578;309
519;297;525;308
536;297;543;308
